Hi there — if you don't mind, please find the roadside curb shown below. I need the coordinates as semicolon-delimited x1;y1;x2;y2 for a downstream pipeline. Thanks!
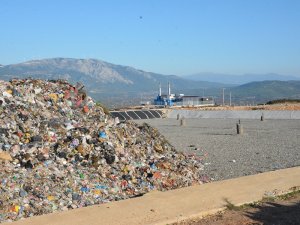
7;166;300;225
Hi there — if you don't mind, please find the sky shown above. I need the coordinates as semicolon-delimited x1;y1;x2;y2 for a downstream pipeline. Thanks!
0;0;300;76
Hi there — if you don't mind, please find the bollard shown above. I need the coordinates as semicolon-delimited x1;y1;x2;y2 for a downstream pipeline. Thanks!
236;123;243;134
261;113;264;121
180;118;186;126
177;114;180;120
238;119;241;124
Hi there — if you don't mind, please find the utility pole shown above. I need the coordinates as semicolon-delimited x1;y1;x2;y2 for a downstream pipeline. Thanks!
222;88;225;106
229;92;232;106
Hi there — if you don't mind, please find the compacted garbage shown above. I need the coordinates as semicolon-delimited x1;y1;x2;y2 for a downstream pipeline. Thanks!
0;78;207;223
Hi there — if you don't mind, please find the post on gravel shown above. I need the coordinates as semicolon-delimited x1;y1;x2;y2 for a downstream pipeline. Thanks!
261;113;264;121
180;117;186;126
177;113;180;120
236;123;243;134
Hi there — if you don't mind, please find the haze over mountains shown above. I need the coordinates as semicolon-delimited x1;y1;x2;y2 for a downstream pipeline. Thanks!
0;58;226;92
183;73;300;85
0;58;299;107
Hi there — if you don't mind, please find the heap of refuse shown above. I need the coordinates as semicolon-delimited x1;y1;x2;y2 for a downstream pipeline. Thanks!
0;78;208;223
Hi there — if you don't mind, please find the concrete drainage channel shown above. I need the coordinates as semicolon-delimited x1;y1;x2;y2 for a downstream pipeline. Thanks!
110;110;163;121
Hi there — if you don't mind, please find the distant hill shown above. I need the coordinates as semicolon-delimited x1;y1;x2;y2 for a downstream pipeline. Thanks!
171;80;300;105
183;73;300;85
228;80;300;104
0;58;228;107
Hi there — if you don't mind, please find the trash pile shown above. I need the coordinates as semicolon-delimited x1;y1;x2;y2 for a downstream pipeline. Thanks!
0;78;207;223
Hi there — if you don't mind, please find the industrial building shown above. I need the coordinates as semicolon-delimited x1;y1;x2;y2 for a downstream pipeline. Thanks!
154;83;214;107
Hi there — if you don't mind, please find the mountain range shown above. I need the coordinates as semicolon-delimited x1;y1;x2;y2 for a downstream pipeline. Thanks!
183;72;300;85
0;58;229;107
0;58;299;108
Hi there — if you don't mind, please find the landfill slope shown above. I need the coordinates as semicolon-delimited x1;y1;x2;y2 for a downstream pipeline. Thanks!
0;79;207;223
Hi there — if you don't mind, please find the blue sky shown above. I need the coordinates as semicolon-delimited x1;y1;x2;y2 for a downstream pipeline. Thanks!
0;0;299;76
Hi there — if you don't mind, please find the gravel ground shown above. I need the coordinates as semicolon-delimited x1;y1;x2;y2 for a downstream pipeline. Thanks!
136;118;300;181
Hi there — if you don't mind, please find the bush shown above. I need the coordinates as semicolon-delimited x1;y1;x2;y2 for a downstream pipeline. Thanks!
266;99;300;105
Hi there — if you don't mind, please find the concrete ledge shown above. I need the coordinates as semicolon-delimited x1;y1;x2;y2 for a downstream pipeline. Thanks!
167;110;300;119
7;166;300;225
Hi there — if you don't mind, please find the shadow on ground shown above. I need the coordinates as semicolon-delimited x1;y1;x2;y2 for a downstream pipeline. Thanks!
245;201;300;225
174;199;300;225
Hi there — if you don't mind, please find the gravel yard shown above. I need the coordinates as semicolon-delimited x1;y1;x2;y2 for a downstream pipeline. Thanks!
136;118;300;181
